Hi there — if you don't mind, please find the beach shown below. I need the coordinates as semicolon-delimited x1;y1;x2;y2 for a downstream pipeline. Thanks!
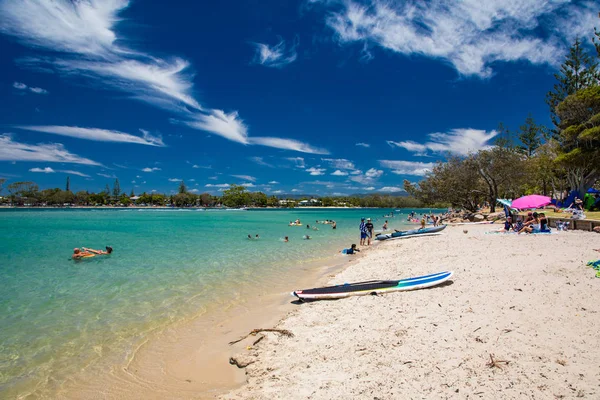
223;225;600;399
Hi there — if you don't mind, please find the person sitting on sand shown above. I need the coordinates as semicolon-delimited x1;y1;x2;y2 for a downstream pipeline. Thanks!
499;216;513;232
72;248;94;259
518;212;540;234
345;244;360;254
82;246;113;255
538;213;551;233
513;217;524;232
524;212;534;223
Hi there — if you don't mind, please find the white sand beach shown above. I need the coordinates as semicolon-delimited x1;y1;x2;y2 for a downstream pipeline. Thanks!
223;225;600;399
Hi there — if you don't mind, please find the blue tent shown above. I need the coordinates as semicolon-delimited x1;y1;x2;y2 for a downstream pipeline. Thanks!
587;188;600;194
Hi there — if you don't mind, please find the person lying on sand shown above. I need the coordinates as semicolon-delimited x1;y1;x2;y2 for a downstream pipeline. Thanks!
82;246;113;255
345;244;360;254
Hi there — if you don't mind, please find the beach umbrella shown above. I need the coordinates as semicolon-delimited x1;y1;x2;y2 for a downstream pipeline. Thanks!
511;194;552;210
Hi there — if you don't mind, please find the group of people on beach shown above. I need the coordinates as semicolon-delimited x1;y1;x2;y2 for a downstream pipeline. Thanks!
500;211;551;234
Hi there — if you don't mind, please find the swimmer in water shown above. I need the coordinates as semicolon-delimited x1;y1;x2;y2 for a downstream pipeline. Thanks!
82;246;113;255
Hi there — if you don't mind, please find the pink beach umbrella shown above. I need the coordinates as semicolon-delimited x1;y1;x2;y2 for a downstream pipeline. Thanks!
511;194;552;210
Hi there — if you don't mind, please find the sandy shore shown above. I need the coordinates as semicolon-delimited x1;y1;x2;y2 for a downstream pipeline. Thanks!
222;225;600;399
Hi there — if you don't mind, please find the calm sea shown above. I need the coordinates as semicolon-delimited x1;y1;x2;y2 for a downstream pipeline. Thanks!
0;207;426;397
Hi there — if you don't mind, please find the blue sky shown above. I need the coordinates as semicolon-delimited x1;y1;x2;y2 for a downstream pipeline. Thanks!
0;0;598;196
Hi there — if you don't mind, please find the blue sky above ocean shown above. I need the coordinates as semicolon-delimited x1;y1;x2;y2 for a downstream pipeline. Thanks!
0;0;598;195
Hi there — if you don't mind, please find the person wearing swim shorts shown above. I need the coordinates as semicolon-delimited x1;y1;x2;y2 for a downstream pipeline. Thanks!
365;218;374;245
359;217;367;246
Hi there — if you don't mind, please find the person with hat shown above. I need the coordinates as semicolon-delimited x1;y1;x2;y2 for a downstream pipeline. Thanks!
365;218;374;245
359;217;367;246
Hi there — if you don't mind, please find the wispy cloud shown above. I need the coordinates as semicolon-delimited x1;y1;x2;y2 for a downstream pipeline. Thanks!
306;167;326;176
322;0;598;77
285;157;306;169
387;128;497;156
322;158;355;170
268;180;279;184
379;186;404;193
1;1;324;153
205;183;230;188
0;134;99;165
348;168;383;184
17;126;164;146
61;169;90;177
378;160;435;176
168;178;182;182
355;142;370;148
29;167;55;173
249;137;329;154
142;167;161;172
97;173;117;178
249;156;275;168
13;81;48;94
231;174;256;182
251;37;298;68
331;170;348;176
192;164;211;169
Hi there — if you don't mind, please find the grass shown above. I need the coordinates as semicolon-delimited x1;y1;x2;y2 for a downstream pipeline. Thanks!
521;209;600;221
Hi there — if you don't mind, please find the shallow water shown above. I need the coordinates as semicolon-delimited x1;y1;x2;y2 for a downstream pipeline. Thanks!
0;208;428;397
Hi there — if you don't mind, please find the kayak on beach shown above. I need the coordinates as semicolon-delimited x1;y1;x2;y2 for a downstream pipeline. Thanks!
375;224;446;240
292;271;453;300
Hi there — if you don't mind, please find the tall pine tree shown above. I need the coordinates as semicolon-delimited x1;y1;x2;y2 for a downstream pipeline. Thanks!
113;179;121;199
546;38;599;128
517;114;547;158
65;176;70;192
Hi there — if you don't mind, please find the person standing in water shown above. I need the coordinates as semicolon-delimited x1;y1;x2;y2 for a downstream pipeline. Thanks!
365;218;374;245
359;217;367;246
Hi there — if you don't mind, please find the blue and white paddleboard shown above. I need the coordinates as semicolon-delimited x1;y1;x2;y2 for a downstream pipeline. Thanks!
293;271;453;300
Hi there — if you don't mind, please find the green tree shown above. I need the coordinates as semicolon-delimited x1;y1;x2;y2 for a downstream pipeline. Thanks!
75;190;90;206
518;114;547;158
113;179;121;199
546;38;599;128
8;181;40;205
555;85;600;197
178;180;187;194
221;184;250;207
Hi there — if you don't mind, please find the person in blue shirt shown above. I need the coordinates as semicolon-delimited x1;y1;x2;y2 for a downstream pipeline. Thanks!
346;244;360;254
359;217;367;246
503;216;514;232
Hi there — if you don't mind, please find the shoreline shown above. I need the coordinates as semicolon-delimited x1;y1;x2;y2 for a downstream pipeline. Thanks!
50;226;380;399
222;225;600;399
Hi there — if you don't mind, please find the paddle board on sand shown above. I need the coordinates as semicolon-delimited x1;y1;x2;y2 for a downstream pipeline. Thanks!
292;271;453;301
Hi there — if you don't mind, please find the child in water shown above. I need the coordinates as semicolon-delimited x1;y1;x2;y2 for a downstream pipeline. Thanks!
346;244;360;254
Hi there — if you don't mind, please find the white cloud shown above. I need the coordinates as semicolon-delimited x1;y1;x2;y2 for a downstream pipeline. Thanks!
97;173;116;178
286;157;306;169
240;182;255;187
136;175;141;178
322;0;596;77
12;81;48;94
306;167;326;176
331;170;348;176
192;164;211;169
17;126;164;146
28;86;48;94
387;128;497;156
268;180;279;184
364;186;375;191
378;160;435;176
291;189;300;192
142;167;161;172
205;183;230;188
0;135;99;165
189;179;195;182
349;168;383;184
250;137;329;155
272;190;283;194
322;158;355;170
232;175;256;182
249;156;274;168
189;188;199;193
251;37;298;68
355;142;370;148
379;186;404;193
168;178;182;182
208;176;218;180
1;0;323;154
61;170;90;177
29;167;55;173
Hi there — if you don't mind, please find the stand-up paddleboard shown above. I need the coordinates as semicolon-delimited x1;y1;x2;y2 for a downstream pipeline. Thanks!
292;271;453;301
376;224;446;240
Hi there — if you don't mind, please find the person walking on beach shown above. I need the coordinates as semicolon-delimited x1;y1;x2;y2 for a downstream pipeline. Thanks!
365;218;374;245
359;217;367;246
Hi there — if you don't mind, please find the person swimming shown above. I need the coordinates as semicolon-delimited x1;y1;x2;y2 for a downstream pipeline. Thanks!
82;246;113;255
72;248;93;259
303;235;311;240
284;236;289;242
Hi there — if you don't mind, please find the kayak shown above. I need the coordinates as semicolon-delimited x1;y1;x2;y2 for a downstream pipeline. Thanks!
293;271;453;300
375;225;446;240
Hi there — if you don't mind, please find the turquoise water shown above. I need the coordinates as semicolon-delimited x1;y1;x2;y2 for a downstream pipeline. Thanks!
0;208;420;397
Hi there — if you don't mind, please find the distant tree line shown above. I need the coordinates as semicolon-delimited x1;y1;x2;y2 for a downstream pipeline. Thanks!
0;180;424;209
404;28;600;213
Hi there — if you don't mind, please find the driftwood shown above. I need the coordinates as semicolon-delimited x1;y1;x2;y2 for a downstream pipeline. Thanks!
228;328;294;345
229;357;255;368
486;353;510;370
